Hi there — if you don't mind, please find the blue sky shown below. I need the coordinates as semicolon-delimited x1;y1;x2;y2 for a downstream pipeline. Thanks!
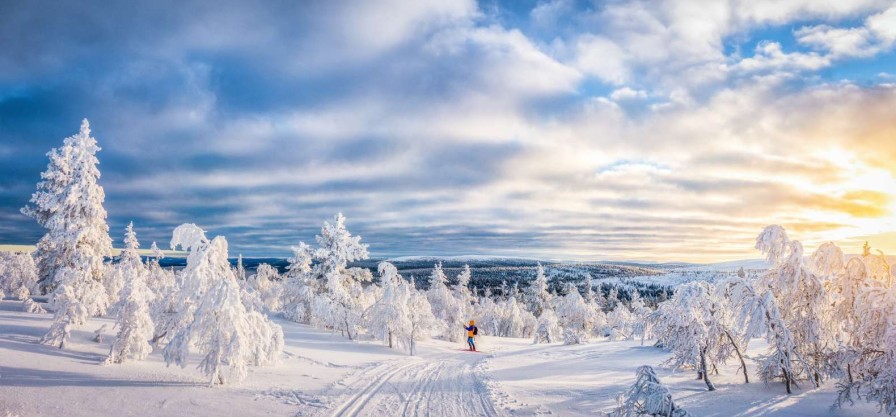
2;0;896;262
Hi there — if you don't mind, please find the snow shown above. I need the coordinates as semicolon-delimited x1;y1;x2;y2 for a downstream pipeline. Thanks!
0;299;882;417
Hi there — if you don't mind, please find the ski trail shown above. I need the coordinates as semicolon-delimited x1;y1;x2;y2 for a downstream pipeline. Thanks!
324;348;500;417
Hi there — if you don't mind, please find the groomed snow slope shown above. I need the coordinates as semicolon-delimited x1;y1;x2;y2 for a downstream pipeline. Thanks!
0;300;881;416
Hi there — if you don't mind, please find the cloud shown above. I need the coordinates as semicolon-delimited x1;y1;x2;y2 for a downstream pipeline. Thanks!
1;0;896;262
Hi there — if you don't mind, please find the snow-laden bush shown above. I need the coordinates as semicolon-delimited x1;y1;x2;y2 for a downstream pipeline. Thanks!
609;365;693;417
0;252;39;300
607;304;635;342
533;310;560;344
23;298;46;313
475;291;536;338
23;120;113;348
242;263;282;314
162;224;283;385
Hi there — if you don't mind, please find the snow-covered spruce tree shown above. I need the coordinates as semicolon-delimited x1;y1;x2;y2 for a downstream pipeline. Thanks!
22;120;113;348
308;213;371;340
533;309;561;344
280;242;315;323
609;365;693;417
0;252;39;300
755;225;836;387
607;302;636;342
367;262;412;350
163;224;283;385
524;263;553;317
555;283;592;345
453;264;476;322
106;222;146;313
427;262;464;341
106;223;155;364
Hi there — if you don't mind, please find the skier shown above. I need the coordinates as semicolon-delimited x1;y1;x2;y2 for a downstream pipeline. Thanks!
464;320;478;351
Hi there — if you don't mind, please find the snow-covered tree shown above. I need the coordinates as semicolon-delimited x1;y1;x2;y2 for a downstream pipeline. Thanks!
307;213;371;340
828;243;896;415
407;281;439;356
367;262;412;350
524;263;553;317
106;224;155;364
607;303;635;342
754;225;835;387
280;242;315;323
609;366;693;417
650;281;749;391
235;254;246;282
533;309;561;344
23;120;113;348
0;252;39;300
555;284;592;345
242;263;282;314
629;290;651;344
146;244;178;345
163;224;283;385
453;264;475;319
724;270;812;394
427;263;464;341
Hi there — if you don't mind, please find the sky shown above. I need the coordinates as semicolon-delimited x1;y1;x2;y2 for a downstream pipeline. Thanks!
2;0;896;262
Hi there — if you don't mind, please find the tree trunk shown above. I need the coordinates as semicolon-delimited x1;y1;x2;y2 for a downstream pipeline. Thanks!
847;363;853;384
724;329;749;383
388;331;393;348
782;365;792;394
701;348;716;391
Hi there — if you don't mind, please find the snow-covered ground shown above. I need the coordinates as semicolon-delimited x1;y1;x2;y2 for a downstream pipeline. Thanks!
0;300;880;417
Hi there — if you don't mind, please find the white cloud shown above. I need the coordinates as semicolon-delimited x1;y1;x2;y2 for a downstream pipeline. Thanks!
609;87;648;101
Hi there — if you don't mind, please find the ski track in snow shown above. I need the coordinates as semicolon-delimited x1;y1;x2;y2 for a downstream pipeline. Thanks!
321;349;500;417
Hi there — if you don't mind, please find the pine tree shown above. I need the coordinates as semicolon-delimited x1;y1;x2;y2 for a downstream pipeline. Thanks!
307;213;370;340
106;223;155;364
524;263;553;317
23;120;113;348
